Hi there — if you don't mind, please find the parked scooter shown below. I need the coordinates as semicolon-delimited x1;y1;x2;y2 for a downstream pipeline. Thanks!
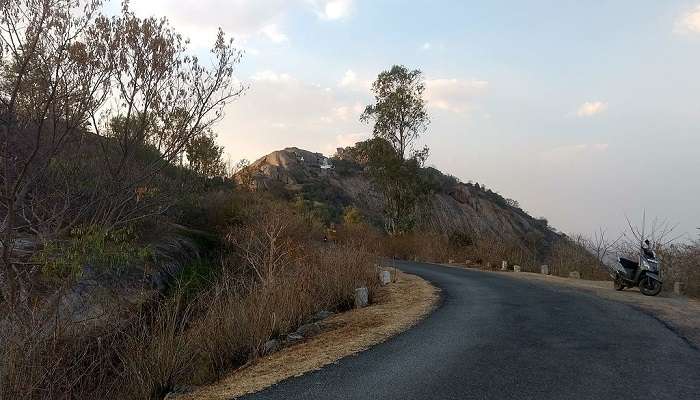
608;240;663;296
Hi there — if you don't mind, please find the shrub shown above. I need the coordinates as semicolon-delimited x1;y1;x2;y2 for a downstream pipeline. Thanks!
33;225;153;279
2;192;380;400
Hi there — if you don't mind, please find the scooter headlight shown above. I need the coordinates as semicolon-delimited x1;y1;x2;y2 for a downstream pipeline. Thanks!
646;260;659;272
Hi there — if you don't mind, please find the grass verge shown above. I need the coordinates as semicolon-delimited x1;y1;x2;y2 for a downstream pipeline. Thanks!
183;271;439;399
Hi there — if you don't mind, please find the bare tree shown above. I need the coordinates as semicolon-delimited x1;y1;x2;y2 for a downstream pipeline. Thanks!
588;227;622;265
0;0;244;302
1;0;108;300
226;204;298;284
620;211;682;257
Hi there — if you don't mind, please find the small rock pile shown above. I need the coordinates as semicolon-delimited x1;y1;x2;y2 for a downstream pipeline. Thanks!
261;309;335;356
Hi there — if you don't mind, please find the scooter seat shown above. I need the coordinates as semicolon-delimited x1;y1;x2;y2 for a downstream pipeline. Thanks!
619;257;639;269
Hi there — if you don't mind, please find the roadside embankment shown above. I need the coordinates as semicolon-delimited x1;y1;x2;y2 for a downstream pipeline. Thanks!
183;271;439;399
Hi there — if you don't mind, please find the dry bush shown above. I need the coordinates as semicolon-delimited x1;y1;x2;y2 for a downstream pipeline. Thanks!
1;193;378;399
0;299;127;400
381;232;451;263
334;223;384;255
188;241;377;383
116;294;197;400
660;241;700;297
545;235;609;280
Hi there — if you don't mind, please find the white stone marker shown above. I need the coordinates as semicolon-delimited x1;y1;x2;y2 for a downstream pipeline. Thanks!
513;265;521;273
379;270;391;286
674;282;682;295
541;265;549;275
354;287;369;308
501;261;508;271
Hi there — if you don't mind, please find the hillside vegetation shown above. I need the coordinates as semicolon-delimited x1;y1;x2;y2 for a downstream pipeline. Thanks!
236;145;604;277
3;2;697;399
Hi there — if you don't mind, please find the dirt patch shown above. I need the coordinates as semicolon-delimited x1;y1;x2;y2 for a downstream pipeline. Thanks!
183;272;439;399
443;263;700;348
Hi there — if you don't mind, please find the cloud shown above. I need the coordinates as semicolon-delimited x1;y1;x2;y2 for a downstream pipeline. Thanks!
252;70;293;82
128;0;352;46
260;24;289;43
675;5;700;34
576;101;608;117
216;70;369;161
128;0;290;45
539;143;610;162
424;78;489;113
329;102;364;122
338;70;357;87
309;0;354;20
421;42;432;50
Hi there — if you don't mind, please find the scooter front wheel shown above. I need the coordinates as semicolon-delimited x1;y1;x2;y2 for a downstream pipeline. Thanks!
613;278;625;291
639;276;662;296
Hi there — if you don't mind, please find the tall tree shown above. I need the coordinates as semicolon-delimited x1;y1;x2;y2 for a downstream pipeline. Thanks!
360;65;429;160
358;66;431;234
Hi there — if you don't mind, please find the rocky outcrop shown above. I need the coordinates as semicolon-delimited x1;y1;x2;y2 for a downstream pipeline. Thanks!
236;147;559;249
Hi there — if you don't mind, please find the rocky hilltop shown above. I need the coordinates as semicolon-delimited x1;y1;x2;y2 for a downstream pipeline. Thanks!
236;147;560;252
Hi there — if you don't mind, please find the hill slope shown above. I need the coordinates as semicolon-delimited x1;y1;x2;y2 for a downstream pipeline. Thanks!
236;147;560;253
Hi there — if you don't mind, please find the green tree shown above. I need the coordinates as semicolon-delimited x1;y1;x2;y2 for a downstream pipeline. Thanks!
360;65;429;160
186;130;225;176
359;65;431;234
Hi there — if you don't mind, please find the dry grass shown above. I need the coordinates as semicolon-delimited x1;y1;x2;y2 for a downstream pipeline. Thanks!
0;199;383;400
183;271;439;399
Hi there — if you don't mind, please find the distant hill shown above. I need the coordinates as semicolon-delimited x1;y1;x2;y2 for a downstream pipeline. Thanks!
236;146;561;257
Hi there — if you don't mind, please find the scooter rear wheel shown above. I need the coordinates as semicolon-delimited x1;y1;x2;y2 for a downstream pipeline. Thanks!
639;276;662;296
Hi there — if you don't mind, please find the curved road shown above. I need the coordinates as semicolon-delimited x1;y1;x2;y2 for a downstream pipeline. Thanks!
243;261;700;400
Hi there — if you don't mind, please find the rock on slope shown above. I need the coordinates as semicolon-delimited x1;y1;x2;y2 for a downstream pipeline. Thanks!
236;147;559;248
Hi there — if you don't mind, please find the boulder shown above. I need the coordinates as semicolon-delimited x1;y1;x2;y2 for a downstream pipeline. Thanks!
286;332;304;343
569;271;581;279
540;265;549;275
379;270;391;286
309;310;334;322
296;322;321;337
513;265;521;273
354;287;369;308
262;339;281;355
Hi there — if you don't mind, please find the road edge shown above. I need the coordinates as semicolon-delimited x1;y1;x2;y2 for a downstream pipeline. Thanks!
183;271;440;399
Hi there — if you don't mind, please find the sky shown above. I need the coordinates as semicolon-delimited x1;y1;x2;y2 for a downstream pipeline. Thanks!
123;0;700;240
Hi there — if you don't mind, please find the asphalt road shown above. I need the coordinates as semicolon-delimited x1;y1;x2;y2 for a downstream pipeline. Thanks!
242;261;700;400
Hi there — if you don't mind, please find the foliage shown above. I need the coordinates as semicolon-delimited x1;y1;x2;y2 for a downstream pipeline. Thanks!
358;65;434;235
360;65;429;160
505;198;520;209
33;225;153;279
330;157;363;176
348;138;430;234
186;130;225;177
0;0;244;301
420;167;459;194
